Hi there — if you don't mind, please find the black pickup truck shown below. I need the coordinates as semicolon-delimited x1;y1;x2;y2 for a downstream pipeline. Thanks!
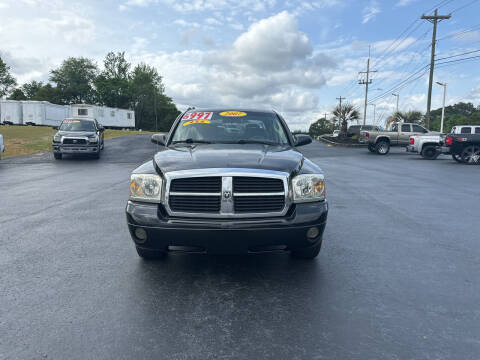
126;109;328;260
443;133;480;164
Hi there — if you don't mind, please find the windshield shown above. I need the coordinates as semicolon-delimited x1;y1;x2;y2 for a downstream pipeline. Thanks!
59;119;96;132
170;110;290;145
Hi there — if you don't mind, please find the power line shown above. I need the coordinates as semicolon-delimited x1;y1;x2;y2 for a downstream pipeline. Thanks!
435;49;480;61
437;24;480;41
451;0;480;14
436;54;480;66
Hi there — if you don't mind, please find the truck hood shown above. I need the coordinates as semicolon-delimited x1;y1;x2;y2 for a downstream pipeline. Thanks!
153;144;304;175
56;131;96;137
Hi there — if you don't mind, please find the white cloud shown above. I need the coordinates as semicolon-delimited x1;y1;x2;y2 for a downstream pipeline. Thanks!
362;1;380;24
396;0;415;6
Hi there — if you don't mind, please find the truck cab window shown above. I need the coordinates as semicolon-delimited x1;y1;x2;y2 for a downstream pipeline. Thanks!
401;124;411;132
461;127;471;134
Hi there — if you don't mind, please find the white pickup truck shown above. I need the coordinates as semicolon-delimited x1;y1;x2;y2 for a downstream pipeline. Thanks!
0;133;4;159
407;125;480;161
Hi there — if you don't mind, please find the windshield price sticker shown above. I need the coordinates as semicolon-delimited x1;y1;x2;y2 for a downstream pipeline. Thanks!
219;111;247;117
183;120;211;126
182;112;213;121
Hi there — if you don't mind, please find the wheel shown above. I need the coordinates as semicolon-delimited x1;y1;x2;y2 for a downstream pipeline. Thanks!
291;240;322;259
53;152;62;160
368;144;376;153
375;141;390;155
421;145;440;160
452;154;463;163
136;246;167;260
93;151;101;159
461;145;480;164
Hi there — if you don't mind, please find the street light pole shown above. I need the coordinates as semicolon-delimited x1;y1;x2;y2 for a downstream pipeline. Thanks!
436;81;447;133
392;93;399;114
369;103;376;124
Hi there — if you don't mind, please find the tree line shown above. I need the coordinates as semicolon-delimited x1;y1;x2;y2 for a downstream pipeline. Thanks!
309;101;480;137
0;53;180;131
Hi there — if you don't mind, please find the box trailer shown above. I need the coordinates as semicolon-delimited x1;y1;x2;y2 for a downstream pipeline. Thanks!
22;101;70;126
70;104;135;128
0;100;23;125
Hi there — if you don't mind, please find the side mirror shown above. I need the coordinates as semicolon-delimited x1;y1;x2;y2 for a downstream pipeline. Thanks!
294;134;312;147
99;126;104;132
52;126;58;130
151;134;167;146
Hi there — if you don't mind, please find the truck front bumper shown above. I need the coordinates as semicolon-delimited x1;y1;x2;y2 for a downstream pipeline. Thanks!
126;201;328;254
53;144;99;154
440;146;451;155
406;145;417;153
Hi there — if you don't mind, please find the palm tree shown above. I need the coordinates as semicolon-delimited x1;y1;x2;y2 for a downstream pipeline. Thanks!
332;103;360;136
386;110;423;128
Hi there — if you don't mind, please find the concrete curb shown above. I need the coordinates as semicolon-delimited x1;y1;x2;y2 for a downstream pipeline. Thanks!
318;135;367;148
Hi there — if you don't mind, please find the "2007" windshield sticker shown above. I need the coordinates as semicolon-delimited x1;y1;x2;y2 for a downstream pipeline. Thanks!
219;111;247;117
183;120;211;126
182;112;213;121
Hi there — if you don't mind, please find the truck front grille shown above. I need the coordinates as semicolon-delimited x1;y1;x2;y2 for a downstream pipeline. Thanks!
63;138;87;145
170;177;221;193
234;195;285;213
233;177;284;193
165;170;289;218
169;195;220;213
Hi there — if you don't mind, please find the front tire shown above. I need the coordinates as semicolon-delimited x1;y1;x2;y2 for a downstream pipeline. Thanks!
461;145;480;164
421;145;440;160
452;154;463;163
136;247;167;260
53;153;62;160
93;150;101;159
375;141;390;155
291;240;322;259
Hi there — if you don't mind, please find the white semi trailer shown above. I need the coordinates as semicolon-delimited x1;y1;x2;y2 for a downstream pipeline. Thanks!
22;101;70;126
70;104;135;128
0;100;23;125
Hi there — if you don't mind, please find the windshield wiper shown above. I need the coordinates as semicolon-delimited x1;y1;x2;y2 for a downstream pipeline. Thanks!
233;140;277;145
171;139;212;144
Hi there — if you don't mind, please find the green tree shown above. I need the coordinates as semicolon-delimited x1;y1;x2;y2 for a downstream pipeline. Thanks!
22;80;44;99
33;84;63;104
0;56;17;97
309;117;332;137
8;88;27;100
130;63;179;131
332;103;360;136
50;57;98;104
95;52;132;108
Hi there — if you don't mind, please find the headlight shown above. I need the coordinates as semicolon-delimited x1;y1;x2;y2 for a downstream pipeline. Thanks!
129;174;163;203
88;136;98;143
53;135;61;142
292;174;326;203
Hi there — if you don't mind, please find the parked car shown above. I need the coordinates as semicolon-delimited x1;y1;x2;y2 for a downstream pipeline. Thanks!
126;109;328;260
408;125;480;161
332;130;340;137
52;118;104;159
361;122;435;154
348;124;380;138
442;129;480;164
0;133;4;159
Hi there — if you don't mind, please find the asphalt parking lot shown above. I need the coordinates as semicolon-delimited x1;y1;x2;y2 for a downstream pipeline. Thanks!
1;136;479;359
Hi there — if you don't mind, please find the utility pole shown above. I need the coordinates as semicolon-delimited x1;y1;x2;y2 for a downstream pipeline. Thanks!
392;93;399;113
436;81;447;133
359;46;377;126
422;9;451;129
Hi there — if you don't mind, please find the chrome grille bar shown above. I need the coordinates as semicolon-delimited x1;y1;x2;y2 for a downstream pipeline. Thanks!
164;168;290;218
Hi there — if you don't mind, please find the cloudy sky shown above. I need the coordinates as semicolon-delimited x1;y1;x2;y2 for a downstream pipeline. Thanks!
1;0;480;130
